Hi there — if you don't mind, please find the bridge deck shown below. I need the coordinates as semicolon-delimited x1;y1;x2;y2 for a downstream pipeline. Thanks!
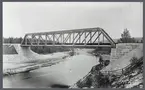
21;45;112;48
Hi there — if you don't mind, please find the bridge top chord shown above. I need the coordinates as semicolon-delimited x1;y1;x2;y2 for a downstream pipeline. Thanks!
25;27;102;35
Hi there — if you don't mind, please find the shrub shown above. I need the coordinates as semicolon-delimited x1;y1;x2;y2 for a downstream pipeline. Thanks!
130;57;138;65
69;51;75;56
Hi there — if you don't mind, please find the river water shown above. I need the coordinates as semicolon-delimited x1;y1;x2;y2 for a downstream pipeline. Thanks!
3;49;99;88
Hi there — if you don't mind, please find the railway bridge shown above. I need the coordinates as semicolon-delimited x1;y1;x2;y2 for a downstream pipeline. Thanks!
21;27;116;48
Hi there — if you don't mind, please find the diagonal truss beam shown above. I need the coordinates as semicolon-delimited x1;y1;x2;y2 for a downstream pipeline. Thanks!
87;31;97;43
74;32;84;43
72;33;80;43
82;32;90;43
93;31;102;43
64;33;71;43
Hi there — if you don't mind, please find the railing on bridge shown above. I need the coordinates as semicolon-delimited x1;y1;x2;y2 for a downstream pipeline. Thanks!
21;27;116;48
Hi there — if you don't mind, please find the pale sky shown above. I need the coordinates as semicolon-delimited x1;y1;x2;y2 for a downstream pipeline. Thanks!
3;2;143;39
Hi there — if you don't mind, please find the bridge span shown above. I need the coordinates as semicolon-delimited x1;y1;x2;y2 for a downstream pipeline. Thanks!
21;27;116;48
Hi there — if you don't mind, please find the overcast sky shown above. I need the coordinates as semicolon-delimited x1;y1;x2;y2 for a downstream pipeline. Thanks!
3;2;143;39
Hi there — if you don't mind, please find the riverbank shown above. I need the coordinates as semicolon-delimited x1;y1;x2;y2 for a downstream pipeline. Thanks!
3;51;73;76
70;56;143;88
70;57;111;88
3;49;99;88
70;43;143;88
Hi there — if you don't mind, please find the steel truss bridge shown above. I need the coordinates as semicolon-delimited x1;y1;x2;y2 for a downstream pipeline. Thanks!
21;27;116;48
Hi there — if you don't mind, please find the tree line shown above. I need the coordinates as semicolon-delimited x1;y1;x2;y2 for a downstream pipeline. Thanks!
3;37;23;44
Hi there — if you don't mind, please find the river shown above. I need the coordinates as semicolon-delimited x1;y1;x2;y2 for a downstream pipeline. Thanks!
3;49;99;88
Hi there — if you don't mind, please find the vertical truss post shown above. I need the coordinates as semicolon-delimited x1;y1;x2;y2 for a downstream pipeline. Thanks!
61;33;63;44
79;32;81;43
59;34;61;44
37;35;39;45
98;31;100;46
63;33;64;44
38;35;41;45
69;33;71;43
33;35;36;45
31;35;33;45
103;34;104;43
45;34;47;45
73;33;74;45
53;33;55;45
84;32;86;45
33;35;37;45
90;32;92;43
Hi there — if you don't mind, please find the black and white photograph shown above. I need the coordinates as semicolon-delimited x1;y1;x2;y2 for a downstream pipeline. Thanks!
3;2;143;88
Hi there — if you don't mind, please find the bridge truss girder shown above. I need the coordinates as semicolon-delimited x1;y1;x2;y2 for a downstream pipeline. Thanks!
21;27;116;48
